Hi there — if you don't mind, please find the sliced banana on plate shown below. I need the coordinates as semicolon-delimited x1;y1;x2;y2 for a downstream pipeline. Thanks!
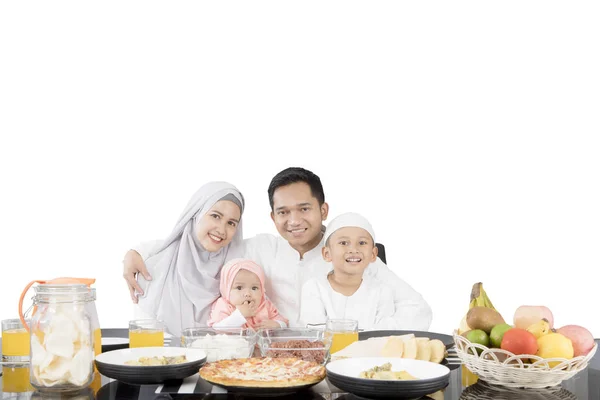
402;338;418;359
428;339;446;364
416;339;432;361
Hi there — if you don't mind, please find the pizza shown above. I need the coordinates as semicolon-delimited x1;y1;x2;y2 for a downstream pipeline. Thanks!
199;357;326;388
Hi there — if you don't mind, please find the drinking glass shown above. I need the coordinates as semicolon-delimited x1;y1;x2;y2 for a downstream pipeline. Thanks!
2;319;30;363
128;319;164;348
325;319;358;354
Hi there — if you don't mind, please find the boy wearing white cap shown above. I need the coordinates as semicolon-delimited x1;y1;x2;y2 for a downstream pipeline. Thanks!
300;212;399;330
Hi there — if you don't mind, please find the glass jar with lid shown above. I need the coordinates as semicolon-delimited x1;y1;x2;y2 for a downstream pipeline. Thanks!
19;281;96;392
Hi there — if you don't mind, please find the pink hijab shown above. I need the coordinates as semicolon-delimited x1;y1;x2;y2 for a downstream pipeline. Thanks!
207;259;288;329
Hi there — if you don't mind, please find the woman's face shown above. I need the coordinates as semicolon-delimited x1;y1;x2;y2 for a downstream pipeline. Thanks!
196;200;241;252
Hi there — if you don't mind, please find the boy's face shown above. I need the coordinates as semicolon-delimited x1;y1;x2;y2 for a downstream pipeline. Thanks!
228;268;263;306
196;200;241;252
270;182;329;251
322;226;378;276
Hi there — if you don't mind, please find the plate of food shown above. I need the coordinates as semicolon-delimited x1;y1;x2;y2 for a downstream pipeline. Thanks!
326;357;450;399
199;357;326;396
331;332;459;371
359;330;454;349
95;346;207;385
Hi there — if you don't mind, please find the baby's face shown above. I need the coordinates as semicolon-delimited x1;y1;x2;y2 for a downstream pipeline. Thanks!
196;200;241;252
228;269;263;306
322;226;378;276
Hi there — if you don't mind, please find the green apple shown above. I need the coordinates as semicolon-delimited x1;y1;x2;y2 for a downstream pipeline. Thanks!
490;323;513;348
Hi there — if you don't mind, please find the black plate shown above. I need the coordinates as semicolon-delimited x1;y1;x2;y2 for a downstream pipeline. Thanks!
95;347;207;385
327;370;449;400
101;328;129;353
359;330;454;349
96;359;206;385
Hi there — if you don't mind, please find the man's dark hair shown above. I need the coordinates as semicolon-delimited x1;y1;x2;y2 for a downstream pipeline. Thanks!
268;167;325;210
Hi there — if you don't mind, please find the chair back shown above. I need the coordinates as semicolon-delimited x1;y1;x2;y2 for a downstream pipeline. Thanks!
376;243;387;264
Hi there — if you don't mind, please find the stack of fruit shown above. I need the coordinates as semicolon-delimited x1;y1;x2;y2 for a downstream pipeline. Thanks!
457;283;596;368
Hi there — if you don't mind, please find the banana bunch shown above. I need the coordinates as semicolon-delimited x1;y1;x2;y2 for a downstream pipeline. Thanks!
458;282;497;334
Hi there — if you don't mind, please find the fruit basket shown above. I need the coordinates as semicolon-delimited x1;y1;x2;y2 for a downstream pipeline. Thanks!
453;332;597;389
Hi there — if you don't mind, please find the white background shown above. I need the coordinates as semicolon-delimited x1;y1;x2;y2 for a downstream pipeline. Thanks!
1;2;599;338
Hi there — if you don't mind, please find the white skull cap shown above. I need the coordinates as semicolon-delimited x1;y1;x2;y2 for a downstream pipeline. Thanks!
324;212;376;245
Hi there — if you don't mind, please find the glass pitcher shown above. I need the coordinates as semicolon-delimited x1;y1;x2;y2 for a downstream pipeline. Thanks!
18;279;99;393
19;278;101;357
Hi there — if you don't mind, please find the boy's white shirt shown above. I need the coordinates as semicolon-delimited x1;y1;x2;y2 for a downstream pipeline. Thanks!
132;233;433;331
300;273;397;330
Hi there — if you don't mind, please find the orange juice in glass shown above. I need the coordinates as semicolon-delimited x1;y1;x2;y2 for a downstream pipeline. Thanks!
326;319;359;354
129;319;164;348
93;327;102;356
2;366;33;392
2;319;30;363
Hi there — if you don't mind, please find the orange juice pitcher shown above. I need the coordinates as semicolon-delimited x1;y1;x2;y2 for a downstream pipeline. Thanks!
19;277;102;358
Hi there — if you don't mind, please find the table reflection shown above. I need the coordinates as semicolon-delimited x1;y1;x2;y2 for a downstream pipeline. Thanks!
460;380;578;400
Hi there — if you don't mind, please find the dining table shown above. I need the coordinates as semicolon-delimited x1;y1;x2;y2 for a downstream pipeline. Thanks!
1;331;598;400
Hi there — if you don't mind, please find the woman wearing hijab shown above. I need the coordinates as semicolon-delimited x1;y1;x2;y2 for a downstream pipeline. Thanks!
135;182;245;336
207;258;288;330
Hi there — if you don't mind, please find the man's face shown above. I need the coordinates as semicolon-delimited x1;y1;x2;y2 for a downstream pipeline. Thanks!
322;226;378;276
270;182;329;251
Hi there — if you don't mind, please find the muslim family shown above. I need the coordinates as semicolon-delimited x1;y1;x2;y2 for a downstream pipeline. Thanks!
122;167;432;336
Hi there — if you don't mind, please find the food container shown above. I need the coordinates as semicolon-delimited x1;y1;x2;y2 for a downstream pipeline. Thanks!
258;328;332;365
181;327;257;362
25;284;95;392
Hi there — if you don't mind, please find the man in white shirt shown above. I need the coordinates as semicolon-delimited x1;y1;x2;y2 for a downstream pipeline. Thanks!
123;167;433;330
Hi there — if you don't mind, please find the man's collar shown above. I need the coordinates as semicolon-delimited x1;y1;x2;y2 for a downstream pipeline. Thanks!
284;225;326;261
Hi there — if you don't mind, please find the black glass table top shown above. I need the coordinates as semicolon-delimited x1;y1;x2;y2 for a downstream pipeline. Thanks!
1;336;598;400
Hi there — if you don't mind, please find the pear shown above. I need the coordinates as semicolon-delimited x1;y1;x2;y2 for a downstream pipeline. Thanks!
467;306;506;334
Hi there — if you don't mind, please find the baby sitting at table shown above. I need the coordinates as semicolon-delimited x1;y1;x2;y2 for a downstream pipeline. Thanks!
300;212;397;330
207;258;288;330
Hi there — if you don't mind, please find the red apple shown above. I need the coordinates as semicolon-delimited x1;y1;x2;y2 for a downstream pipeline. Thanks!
501;328;538;355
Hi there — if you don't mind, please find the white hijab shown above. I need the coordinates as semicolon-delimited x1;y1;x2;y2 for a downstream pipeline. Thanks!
136;182;245;336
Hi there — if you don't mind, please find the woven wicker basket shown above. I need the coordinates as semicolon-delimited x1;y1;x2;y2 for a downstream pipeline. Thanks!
453;332;597;389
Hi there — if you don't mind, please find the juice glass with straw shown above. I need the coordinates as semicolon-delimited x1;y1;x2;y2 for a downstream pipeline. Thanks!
325;319;359;354
129;319;164;348
2;319;30;364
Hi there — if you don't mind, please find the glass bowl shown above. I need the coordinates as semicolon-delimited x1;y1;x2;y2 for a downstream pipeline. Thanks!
181;327;257;362
258;328;332;365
